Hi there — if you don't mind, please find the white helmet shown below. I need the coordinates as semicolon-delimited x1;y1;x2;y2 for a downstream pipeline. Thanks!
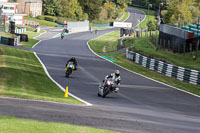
115;70;120;77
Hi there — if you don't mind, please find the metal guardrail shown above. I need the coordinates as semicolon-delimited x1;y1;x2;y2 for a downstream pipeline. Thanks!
126;48;200;85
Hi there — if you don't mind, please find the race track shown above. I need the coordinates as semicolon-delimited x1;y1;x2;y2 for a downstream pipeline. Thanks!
0;8;200;133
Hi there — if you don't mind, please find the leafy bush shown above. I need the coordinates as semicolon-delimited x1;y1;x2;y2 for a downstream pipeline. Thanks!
37;15;45;20
44;16;57;22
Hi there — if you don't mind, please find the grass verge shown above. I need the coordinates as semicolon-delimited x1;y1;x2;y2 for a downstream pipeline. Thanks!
0;116;116;133
25;17;58;27
0;30;82;104
89;31;120;53
88;31;200;96
0;31;18;38
119;10;130;22
0;45;82;104
0;46;81;104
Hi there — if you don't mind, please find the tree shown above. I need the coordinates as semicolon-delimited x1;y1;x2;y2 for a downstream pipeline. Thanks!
78;0;103;21
60;0;87;20
147;20;157;36
163;0;194;23
42;0;62;16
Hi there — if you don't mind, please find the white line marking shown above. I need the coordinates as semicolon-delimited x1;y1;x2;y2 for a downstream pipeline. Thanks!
0;96;88;107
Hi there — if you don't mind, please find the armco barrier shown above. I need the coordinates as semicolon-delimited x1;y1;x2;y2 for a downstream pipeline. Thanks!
126;48;200;85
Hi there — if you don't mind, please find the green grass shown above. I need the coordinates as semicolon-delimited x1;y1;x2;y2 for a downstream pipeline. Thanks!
0;116;116;133
123;36;200;71
15;25;36;32
129;6;156;29
20;30;45;48
88;31;200;96
0;45;82;104
119;10;129;22
89;31;120;53
0;31;18;38
25;17;58;27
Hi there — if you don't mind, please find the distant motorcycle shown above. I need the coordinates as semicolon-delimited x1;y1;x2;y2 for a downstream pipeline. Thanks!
61;33;64;39
98;78;117;98
65;62;75;78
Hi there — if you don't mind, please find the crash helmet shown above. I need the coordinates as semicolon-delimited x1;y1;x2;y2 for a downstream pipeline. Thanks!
115;70;120;77
71;57;76;61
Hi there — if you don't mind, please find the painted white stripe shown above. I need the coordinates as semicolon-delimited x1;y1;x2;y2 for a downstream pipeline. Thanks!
149;59;155;70
166;64;173;77
142;56;147;67
158;61;164;73
0;96;88;107
177;67;184;81
135;53;140;64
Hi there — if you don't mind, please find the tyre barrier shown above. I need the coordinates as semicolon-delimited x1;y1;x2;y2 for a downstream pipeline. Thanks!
126;48;200;85
0;36;20;46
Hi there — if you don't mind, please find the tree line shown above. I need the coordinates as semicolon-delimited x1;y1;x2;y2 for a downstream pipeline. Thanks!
132;0;200;24
42;0;131;22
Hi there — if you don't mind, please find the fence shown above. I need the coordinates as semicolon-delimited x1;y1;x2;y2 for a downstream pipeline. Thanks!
126;48;200;85
15;27;26;34
67;21;89;33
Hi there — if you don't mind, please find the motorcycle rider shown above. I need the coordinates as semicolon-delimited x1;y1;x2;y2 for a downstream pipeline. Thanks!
61;32;64;39
66;57;78;70
100;70;121;93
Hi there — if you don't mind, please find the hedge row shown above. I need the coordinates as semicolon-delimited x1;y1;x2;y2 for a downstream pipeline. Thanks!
37;15;57;22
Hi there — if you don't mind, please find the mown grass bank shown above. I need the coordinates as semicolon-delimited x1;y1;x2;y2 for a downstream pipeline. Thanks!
0;30;82;104
0;116;116;133
88;31;200;96
25;17;58;27
0;31;18;38
0;46;81;104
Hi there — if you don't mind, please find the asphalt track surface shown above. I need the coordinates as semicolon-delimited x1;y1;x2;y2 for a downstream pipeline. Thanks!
1;8;200;133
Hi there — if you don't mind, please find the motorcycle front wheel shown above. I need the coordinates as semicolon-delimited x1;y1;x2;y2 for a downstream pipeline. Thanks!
102;86;110;98
65;69;71;78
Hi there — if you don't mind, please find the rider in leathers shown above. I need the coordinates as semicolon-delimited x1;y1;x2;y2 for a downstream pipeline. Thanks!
66;57;78;70
100;70;121;93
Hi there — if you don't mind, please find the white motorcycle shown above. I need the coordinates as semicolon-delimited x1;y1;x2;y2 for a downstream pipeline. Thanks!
98;78;118;98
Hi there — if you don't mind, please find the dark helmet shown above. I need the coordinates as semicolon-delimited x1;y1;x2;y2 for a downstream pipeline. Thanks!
115;70;120;77
71;57;76;61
